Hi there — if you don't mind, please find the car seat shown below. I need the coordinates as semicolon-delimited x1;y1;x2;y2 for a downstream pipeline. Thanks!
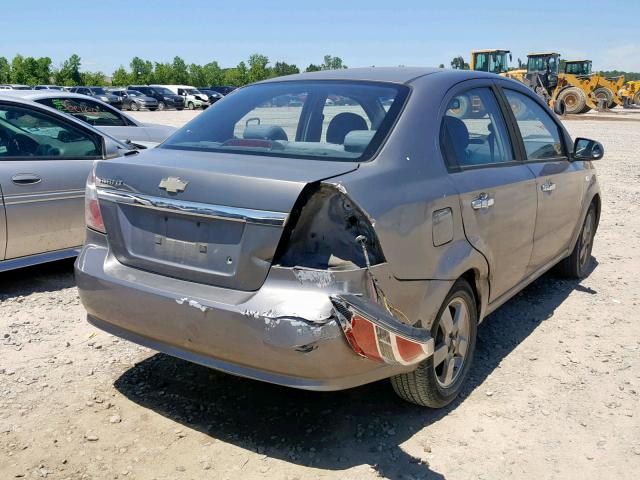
326;112;368;144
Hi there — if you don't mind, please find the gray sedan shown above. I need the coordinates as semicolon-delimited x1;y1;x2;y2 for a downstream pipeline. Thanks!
0;95;134;272
0;91;176;148
75;68;603;407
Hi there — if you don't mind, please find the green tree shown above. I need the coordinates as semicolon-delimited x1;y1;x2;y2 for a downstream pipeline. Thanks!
272;61;299;77
152;62;173;84
171;56;189;84
111;66;130;86
10;54;26;83
129;57;153;84
305;63;321;72
438;63;445;69
223;61;248;86
188;63;206;86
247;53;270;83
81;71;106;86
55;54;82;85
450;56;469;70
202;61;224;86
321;55;347;70
0;57;10;83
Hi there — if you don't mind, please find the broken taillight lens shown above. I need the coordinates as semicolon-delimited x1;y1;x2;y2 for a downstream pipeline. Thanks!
85;164;105;233
331;295;433;366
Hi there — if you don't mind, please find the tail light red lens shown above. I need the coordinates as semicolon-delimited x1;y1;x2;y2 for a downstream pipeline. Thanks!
85;165;106;233
331;294;434;366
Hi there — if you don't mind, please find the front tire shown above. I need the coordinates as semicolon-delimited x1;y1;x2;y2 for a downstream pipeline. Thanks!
556;205;597;279
157;101;166;111
557;87;587;115
130;102;139;111
188;102;195;110
391;278;477;408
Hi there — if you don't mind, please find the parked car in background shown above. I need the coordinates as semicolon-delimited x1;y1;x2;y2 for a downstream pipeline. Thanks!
76;67;603;408
0;94;135;272
109;89;159;111
127;85;184;111
209;85;237;96
68;86;123;110
0;84;32;90
199;89;224;104
0;91;176;148
34;85;64;90
155;85;208;110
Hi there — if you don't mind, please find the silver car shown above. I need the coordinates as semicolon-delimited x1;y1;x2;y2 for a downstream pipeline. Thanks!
0;95;135;272
75;68;603;407
0;91;176;148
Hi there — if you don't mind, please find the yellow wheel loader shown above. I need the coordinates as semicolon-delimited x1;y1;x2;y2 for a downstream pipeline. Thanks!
503;53;600;115
619;80;640;107
564;60;625;110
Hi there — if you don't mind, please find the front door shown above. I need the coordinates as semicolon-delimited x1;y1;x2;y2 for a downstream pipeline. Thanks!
0;102;102;259
441;85;537;302
501;88;584;272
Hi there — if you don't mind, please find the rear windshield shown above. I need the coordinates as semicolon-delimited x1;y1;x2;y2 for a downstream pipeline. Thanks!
161;80;409;162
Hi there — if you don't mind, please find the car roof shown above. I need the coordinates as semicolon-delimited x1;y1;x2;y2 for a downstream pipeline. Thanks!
257;67;497;85
0;90;104;101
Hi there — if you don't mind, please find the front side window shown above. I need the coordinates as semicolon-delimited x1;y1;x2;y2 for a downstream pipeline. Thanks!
504;89;564;160
0;104;101;158
440;87;514;168
162;81;408;162
37;98;128;127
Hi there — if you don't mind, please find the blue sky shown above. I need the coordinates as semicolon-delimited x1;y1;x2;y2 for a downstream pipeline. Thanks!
2;0;639;72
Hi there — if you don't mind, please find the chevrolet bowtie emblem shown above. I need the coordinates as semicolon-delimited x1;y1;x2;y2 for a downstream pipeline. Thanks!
159;177;188;193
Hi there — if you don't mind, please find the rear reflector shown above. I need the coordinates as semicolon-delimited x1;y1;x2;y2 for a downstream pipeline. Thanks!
85;164;106;233
330;294;434;366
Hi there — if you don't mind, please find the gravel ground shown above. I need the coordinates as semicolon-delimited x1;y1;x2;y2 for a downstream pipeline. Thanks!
1;110;639;480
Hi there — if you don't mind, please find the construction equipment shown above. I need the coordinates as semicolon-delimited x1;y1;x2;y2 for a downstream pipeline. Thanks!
619;80;640;107
564;60;625;110
502;52;603;115
470;50;512;75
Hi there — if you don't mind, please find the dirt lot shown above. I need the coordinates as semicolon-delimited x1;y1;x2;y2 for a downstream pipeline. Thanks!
1;108;639;480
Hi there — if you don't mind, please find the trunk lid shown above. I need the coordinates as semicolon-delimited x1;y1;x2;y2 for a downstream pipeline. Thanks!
95;148;358;291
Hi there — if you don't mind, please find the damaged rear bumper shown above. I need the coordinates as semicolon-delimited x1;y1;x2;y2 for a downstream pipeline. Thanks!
75;235;446;391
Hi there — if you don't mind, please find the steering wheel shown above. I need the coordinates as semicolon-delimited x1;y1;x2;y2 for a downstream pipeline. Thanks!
0;128;21;156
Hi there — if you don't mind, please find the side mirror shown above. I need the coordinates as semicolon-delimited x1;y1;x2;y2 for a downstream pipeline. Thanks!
102;136;132;159
573;137;604;161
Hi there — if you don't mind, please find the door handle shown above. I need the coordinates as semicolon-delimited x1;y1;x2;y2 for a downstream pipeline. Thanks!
12;173;42;185
541;181;556;192
471;193;495;210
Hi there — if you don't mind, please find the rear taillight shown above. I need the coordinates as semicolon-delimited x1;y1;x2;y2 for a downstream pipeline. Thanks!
85;164;105;233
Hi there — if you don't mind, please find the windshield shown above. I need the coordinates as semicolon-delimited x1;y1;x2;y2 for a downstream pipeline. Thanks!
161;80;408;162
528;56;559;74
565;62;592;75
186;89;200;95
475;52;509;74
89;87;107;95
153;87;174;95
127;90;142;97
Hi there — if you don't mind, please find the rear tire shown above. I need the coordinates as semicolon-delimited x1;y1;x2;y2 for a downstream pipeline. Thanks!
556;205;597;279
557;87;587;114
188;102;195;110
130;102;139;111
391;278;477;408
634;92;640;106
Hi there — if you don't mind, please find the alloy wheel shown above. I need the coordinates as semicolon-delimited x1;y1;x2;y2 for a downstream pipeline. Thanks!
433;297;471;388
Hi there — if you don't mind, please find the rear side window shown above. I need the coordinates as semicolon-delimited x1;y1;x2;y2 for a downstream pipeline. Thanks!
37;98;128;127
440;87;514;168
504;89;565;160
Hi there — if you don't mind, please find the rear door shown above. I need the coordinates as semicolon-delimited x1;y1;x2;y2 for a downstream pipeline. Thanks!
440;83;538;302
500;87;584;273
0;101;103;259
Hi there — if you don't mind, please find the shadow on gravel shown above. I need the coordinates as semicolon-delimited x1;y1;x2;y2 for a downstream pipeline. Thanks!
0;258;76;300
114;261;598;480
